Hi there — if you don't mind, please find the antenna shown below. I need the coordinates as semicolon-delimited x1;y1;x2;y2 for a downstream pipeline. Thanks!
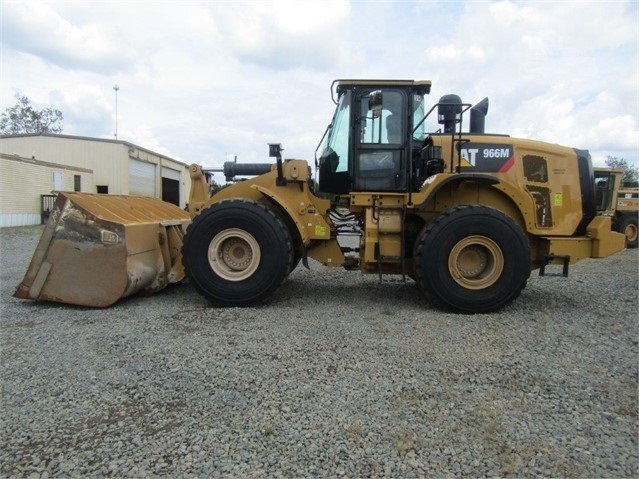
113;85;120;139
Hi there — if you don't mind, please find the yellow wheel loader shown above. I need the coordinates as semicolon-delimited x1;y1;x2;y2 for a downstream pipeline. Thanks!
15;79;627;312
593;167;638;248
615;185;638;248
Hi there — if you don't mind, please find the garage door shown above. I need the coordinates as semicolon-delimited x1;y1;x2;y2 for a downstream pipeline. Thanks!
129;159;156;196
161;167;181;181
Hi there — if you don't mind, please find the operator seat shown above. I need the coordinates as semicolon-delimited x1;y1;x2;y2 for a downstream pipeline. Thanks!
386;114;401;144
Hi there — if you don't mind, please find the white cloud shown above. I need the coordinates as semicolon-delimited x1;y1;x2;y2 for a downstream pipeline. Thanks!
215;0;352;70
1;0;637;169
1;2;135;73
589;115;638;151
426;44;486;64
123;124;174;158
48;85;112;134
418;1;638;166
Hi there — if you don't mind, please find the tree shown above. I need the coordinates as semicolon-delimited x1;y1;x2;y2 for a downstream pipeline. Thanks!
605;156;639;186
209;177;230;196
0;93;64;135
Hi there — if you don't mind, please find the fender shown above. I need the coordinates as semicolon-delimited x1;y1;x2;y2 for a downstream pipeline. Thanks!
250;184;333;245
414;173;537;231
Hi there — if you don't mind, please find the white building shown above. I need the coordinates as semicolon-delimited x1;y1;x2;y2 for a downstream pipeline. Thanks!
0;133;192;227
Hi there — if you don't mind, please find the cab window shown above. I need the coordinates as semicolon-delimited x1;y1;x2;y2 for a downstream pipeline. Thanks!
359;91;403;145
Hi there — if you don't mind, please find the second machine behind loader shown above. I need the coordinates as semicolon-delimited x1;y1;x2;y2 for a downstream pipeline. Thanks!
180;79;626;313
614;184;638;248
16;79;627;312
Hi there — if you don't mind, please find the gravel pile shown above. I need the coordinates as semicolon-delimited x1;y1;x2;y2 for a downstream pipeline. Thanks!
1;225;637;478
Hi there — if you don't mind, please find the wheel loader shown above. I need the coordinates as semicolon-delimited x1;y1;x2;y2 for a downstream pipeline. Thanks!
15;79;627;313
592;167;638;248
615;185;638;248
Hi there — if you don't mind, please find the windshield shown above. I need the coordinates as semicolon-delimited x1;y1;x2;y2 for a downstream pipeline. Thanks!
318;90;351;173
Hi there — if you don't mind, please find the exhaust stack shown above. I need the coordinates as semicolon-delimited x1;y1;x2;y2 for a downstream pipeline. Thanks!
470;97;489;134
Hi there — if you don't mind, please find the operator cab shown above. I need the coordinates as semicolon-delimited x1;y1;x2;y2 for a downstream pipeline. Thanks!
316;80;432;195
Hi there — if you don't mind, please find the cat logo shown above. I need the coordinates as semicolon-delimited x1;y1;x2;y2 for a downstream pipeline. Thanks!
459;143;514;172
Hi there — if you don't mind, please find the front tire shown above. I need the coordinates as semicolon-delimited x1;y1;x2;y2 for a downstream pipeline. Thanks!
182;199;293;306
414;205;531;313
616;215;638;248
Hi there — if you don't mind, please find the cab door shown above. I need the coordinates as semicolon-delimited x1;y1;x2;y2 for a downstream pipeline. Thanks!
352;89;408;192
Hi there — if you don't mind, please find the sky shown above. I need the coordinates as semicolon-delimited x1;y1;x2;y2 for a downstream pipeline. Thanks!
2;0;638;175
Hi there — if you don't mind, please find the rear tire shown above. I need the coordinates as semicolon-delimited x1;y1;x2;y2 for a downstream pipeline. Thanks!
414;205;531;313
617;215;638;248
182;199;293;306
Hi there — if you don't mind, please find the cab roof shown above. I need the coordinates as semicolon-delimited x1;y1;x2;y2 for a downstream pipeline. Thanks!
335;79;432;94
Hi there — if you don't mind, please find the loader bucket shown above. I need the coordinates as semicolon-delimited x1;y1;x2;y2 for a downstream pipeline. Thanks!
14;192;191;307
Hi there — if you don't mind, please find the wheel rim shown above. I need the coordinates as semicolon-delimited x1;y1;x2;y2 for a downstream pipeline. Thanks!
208;228;261;281
448;235;504;290
624;223;638;243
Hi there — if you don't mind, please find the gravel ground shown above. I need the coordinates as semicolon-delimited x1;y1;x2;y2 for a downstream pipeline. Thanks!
1;225;637;478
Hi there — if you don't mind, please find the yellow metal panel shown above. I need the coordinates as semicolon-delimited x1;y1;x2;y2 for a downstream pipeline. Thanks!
306;238;345;266
378;210;402;233
541;237;592;263
540;217;626;262
587;216;627;257
60;191;190;224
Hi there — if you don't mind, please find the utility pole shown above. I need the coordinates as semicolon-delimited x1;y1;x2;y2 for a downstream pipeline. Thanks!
113;85;120;139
